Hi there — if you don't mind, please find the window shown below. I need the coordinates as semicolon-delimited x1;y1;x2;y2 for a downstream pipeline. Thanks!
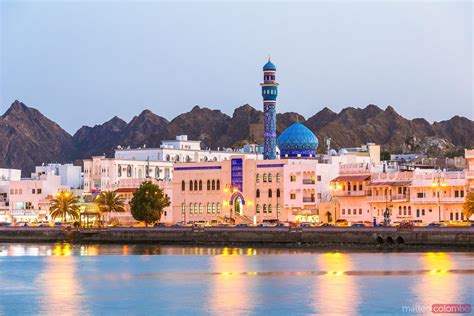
256;174;260;183
422;209;425;216
359;209;362;215
189;180;193;191
263;204;267;213
32;189;35;194
216;203;221;213
290;193;296;199
212;203;216;213
268;204;272;213
155;167;160;178
353;185;357;191
461;190;464;198
416;209;420;217
403;206;407;216
190;203;194;214
199;203;203;213
317;175;321;182
342;209;346;215
268;189;272;198
212;180;216;190
290;175;296;182
359;184;363;191
207;180;211;190
216;180;220;190
207;203;211;213
256;204;261;213
408;206;411;216
181;181;185;191
199;180;202;191
417;192;425;198
399;206;402;215
268;174;273;182
450;212;454;220
276;189;281;198
256;189;260;198
194;203;198;214
175;155;180;162
166;154;170;161
348;209;351;215
37;189;42;194
276;173;281;182
263;174;267;182
277;204;281;214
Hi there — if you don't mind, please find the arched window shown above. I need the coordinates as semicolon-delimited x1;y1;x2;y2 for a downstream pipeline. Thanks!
216;203;221;213
276;173;281;182
118;165;122;177
277;204;281;214
212;180;216;190
256;174;260;183
263;204;267;213
268;204;272;213
175;155;180;162
145;166;150;177
398;206;402;215
194;203;198;214
263;174;267;182
268;189;272;198
199;180;202;191
190;202;194;214
199;203;203;213
194;180;198;191
268;173;273;182
207;180;211;190
155;167;160;178
216;180;220;190
212;203;216;213
256;204;261;213
181;180;185;191
186;155;191;162
256;189;260;198
204;156;208;162
207;203;211;213
127;165;132;177
166;154;170;161
181;203;186;214
276;188;281;198
189;180;193;191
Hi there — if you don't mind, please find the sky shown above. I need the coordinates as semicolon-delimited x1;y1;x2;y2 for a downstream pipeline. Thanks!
0;0;472;134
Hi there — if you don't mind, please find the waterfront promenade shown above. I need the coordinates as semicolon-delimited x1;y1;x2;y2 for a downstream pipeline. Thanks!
0;227;473;247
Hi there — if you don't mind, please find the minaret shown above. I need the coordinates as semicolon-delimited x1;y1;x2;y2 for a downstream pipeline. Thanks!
260;57;278;160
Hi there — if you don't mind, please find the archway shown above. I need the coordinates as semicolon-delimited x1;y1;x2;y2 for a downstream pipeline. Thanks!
234;196;243;216
325;211;332;223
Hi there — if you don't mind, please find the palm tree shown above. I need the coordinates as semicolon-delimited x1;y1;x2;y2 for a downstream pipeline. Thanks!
49;191;80;224
95;191;126;223
463;191;474;221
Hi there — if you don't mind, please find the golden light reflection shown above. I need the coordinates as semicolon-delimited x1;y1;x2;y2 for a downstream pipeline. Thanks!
208;254;253;315
52;243;72;256
314;253;360;315
38;255;87;315
414;252;459;306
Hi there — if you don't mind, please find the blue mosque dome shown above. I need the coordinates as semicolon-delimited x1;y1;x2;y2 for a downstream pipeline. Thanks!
263;60;276;71
277;122;319;159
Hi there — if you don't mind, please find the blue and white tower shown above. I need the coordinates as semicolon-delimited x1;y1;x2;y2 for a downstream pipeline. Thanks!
260;57;278;160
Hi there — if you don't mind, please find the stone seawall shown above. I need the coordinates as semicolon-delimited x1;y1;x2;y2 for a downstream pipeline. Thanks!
1;227;473;247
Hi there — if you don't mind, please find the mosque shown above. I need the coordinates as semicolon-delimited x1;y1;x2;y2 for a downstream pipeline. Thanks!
170;59;373;224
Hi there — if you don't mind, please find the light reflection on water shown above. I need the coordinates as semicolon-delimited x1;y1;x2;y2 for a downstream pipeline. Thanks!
0;244;472;315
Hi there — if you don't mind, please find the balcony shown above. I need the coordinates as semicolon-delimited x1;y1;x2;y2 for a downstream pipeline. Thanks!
302;179;315;185
334;190;367;197
411;197;465;204
368;194;410;202
302;197;315;203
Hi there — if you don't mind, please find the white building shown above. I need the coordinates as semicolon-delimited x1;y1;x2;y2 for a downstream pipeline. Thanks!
33;163;82;189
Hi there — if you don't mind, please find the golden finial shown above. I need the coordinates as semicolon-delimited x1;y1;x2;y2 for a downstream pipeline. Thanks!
268;54;271;62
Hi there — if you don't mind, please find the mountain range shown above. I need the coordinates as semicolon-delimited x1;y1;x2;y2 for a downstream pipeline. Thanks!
1;100;472;174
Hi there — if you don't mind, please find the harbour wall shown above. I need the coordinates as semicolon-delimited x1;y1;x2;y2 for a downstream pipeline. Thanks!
0;227;473;247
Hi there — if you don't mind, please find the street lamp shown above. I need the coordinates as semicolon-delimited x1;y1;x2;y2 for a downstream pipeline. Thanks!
431;171;447;222
328;182;342;223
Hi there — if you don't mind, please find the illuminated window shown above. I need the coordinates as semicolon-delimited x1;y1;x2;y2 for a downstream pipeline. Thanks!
207;203;211;213
216;203;221;213
268;173;273;182
290;175;296;182
181;203;185;214
212;203;216;213
263;174;267;182
256;174;260;183
276;173;281;182
190;202;194;214
207;180;211;190
256;204;260;213
199;203;203;213
263;204;267;213
212;180;216;190
268;204;272;213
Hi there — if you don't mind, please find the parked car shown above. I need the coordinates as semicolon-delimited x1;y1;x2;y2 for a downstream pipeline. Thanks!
351;223;365;228
299;222;313;228
399;221;414;228
276;222;290;227
335;219;349;227
235;223;249;228
427;222;447;227
320;223;335;227
154;223;167;227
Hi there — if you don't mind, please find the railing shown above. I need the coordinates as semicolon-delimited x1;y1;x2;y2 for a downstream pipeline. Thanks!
302;179;315;185
302;197;315;203
334;190;367;197
368;194;410;202
411;197;465;204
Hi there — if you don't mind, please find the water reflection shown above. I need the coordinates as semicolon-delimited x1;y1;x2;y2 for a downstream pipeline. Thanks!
36;255;87;315
207;250;254;315
414;253;460;307
314;253;360;315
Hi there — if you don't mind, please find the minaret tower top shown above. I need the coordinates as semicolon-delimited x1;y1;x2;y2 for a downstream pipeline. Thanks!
260;57;278;160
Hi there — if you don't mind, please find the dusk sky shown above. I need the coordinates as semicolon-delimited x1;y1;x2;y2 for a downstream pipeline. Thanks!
1;1;472;133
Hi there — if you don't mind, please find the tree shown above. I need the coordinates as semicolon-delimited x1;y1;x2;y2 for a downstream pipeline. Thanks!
130;181;170;227
95;191;125;223
49;192;80;223
463;191;474;221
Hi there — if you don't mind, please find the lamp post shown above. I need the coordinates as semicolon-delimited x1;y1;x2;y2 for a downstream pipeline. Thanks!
431;171;447;222
329;182;342;223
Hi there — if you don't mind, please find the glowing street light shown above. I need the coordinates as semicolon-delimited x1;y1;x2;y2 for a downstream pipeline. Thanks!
431;171;447;222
